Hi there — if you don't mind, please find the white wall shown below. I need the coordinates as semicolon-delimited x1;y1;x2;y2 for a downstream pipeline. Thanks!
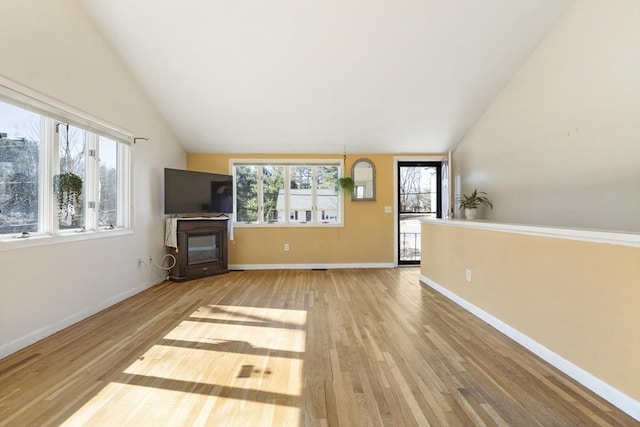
0;1;186;357
453;1;640;232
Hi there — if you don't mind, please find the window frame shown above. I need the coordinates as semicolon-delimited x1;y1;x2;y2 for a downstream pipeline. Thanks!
230;158;345;228
0;77;133;249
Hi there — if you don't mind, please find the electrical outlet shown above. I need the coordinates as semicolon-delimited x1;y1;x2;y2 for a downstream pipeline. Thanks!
284;243;289;251
466;268;472;282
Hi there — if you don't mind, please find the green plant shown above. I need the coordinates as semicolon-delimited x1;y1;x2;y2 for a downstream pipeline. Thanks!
53;172;83;210
337;176;355;193
456;189;493;210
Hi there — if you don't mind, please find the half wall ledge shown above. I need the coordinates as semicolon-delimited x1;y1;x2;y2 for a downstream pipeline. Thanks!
419;218;640;247
419;218;640;421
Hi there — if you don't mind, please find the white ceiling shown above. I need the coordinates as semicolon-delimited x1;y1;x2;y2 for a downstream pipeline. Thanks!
80;0;571;154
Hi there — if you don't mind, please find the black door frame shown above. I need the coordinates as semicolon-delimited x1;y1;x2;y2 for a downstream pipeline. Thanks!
397;160;442;265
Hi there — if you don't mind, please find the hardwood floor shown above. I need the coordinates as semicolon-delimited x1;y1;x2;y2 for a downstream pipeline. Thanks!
0;268;636;426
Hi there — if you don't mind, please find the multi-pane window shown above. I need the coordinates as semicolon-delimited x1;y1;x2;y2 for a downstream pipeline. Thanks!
235;166;258;223
233;161;342;226
262;165;284;223
0;103;41;235
0;94;130;240
58;124;86;230
98;136;118;228
289;166;313;224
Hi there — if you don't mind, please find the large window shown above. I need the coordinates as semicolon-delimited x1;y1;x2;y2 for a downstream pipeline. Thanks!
57;124;87;230
0;88;131;241
0;104;41;234
233;161;342;226
98;136;119;227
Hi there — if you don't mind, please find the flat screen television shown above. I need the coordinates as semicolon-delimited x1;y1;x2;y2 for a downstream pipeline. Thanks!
164;168;233;215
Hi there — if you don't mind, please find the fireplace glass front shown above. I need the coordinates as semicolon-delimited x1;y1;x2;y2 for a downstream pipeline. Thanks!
187;233;220;265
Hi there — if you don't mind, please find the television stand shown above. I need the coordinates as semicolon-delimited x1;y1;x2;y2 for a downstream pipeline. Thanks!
167;218;229;282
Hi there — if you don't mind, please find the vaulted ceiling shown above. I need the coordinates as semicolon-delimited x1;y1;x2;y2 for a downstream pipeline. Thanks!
80;0;571;154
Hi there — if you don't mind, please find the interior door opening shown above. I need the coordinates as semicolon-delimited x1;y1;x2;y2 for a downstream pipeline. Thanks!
397;161;442;265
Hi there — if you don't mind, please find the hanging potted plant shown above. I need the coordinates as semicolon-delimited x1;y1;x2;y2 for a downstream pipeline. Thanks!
337;176;355;194
456;189;493;219
337;150;355;196
53;172;83;211
53;123;83;221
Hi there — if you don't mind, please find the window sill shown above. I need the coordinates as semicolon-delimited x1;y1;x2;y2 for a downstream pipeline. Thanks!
234;222;344;228
0;228;134;252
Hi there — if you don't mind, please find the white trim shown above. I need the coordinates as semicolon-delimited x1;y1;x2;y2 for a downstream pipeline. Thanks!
0;281;148;358
0;229;134;252
229;263;395;270
84;134;99;231
419;274;640;422
41;119;56;234
0;75;133;145
393;155;446;162
230;158;342;166
421;218;640;248
173;216;230;221
118;141;133;229
233;222;344;228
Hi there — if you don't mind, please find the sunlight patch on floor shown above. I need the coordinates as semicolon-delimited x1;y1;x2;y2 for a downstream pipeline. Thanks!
60;305;306;426
61;383;299;427
195;304;308;328
164;320;306;353
122;346;304;397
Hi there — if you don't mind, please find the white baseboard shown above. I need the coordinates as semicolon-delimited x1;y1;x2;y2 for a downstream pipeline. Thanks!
419;274;640;422
229;262;395;270
0;283;149;358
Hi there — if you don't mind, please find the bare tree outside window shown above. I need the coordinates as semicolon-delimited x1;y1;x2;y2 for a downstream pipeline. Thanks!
58;125;86;229
1;97;129;239
399;167;436;213
398;163;440;264
0;103;41;235
99;137;118;227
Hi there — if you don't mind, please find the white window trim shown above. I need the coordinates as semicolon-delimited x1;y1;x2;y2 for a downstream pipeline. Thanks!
0;76;134;247
230;158;345;228
0;228;134;251
0;75;132;145
117;142;133;230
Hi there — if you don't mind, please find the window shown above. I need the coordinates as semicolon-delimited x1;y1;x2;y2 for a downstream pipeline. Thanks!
98;136;119;227
0;85;131;242
0;104;41;235
235;166;258;223
58;124;87;230
232;160;342;226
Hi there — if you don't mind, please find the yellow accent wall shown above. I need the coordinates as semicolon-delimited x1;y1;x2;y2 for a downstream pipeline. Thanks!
420;221;640;402
188;153;433;265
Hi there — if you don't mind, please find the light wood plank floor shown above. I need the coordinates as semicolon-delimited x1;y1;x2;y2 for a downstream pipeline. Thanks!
0;268;636;426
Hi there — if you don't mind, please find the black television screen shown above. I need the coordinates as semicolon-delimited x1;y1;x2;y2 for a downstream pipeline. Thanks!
164;168;233;215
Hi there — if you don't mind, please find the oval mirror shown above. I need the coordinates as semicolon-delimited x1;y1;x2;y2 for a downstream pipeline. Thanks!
351;158;376;201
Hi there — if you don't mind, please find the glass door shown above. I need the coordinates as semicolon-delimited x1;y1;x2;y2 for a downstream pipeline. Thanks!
397;161;441;265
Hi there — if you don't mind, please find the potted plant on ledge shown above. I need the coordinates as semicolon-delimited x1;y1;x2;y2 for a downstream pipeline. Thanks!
456;189;493;220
